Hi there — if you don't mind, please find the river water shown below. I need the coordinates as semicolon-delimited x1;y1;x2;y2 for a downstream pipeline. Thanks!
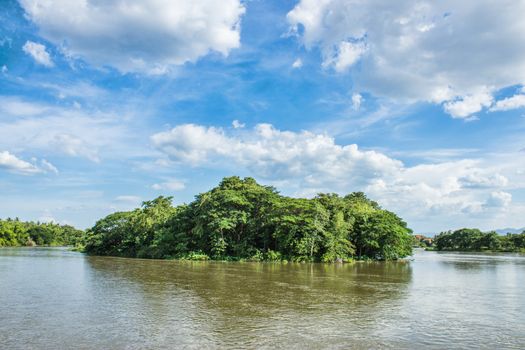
0;248;523;349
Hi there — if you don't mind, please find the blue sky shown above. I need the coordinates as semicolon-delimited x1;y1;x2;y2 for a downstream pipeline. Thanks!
1;0;525;232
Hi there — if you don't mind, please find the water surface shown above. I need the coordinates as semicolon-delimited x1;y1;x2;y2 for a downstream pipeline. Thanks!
0;248;523;349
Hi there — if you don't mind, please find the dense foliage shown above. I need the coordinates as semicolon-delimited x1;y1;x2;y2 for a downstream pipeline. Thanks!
0;218;84;247
434;228;525;252
84;176;413;261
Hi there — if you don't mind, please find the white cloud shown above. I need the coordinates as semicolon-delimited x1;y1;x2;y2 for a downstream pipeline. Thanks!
484;191;512;208
22;41;54;67
232;119;245;129
322;41;367;72
152;123;523;232
51;134;100;163
0;151;57;175
1;65;7;74
460;172;508;188
287;0;525;118
292;58;303;69
0;151;41;174
443;90;493;119
152;123;402;183
351;93;363;110
151;180;185;191
0;96;143;163
152;124;232;165
490;93;525;112
364;159;519;230
19;0;245;74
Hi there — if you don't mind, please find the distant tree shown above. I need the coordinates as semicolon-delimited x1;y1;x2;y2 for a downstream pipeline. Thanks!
0;219;83;247
434;228;524;252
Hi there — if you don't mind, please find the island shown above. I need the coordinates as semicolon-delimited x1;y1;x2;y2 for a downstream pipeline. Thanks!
82;176;413;262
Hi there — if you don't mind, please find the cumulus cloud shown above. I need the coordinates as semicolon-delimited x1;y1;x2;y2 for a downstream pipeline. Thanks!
152;124;233;166
460;172;508;188
151;180;185;191
0;151;41;174
287;0;525;118
444;90;494;118
19;0;245;73
0;151;57;175
152;123;519;231
22;41;54;67
490;93;525;112
152;123;402;183
366;160;510;211
322;41;367;72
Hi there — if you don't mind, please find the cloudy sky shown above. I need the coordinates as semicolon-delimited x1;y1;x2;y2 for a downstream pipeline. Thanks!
1;0;525;232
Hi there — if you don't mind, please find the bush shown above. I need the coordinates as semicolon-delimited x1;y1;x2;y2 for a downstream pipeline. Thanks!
184;251;210;261
249;249;264;261
265;250;282;261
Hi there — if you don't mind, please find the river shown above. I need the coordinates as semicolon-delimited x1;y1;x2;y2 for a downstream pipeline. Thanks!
0;248;523;349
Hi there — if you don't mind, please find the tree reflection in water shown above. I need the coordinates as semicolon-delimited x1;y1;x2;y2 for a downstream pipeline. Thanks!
86;257;412;348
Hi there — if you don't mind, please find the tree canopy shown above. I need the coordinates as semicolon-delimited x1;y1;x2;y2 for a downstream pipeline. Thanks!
434;228;525;252
84;176;413;261
0;218;84;247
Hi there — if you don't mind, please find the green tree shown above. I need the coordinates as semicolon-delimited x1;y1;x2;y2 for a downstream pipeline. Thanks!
83;176;414;261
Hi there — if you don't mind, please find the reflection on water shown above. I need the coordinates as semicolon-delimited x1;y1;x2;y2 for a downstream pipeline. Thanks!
81;257;413;349
0;248;523;349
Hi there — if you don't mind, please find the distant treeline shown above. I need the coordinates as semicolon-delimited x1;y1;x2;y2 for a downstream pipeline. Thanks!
0;218;84;247
434;228;525;252
84;176;413;261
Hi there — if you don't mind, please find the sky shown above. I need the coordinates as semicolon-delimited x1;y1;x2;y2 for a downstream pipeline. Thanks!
1;0;525;233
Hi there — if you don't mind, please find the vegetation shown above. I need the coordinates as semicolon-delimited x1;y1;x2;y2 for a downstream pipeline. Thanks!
434;228;525;252
5;179;524;259
0;218;84;247
84;176;413;261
